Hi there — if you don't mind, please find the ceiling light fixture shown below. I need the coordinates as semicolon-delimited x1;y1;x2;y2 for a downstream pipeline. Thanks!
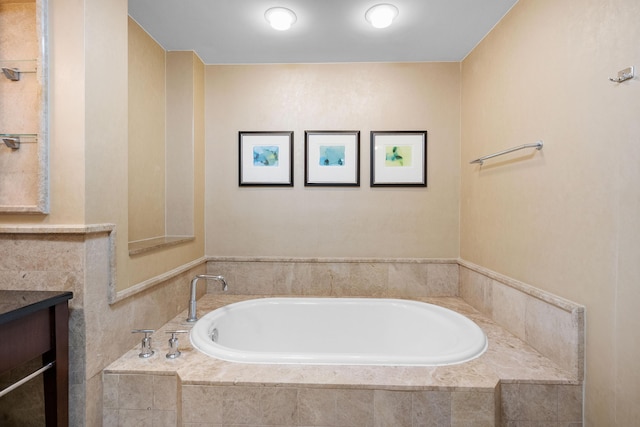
365;3;399;29
265;7;297;31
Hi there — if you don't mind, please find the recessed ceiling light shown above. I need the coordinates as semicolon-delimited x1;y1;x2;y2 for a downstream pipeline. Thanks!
265;7;297;31
365;3;399;29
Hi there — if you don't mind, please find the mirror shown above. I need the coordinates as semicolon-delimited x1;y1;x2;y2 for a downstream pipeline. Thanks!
0;0;49;213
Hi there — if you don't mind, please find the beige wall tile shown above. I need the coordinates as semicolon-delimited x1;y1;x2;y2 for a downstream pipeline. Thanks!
388;263;430;297
103;408;119;426
70;383;87;426
525;297;577;375
426;263;459;296
335;262;388;297
412;390;452;427
103;374;119;409
260;387;298;425
182;385;223;424
298;388;337;426
503;383;566;423
373;390;412;427
557;384;583;423
518;384;558;422
118;409;152;427
292;262;333;296
117;374;154;410
223;386;262;425
492;282;526;340
152;410;177;427
500;383;520;421
153;375;177;411
335;389;374;427
207;259;462;298
450;390;495;426
459;266;493;317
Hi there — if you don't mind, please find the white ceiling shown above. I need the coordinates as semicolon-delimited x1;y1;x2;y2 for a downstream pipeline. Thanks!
128;0;519;65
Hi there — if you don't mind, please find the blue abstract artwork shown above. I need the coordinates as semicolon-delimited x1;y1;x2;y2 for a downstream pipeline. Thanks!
253;146;279;166
319;145;346;166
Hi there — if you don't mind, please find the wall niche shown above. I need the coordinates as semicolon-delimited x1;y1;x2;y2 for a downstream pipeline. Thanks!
0;0;49;213
128;17;198;254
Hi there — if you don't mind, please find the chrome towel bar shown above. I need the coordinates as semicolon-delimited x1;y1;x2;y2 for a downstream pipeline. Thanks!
470;140;543;165
0;362;54;398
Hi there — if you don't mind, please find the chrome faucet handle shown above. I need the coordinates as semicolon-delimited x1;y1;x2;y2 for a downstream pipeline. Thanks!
131;329;155;358
165;330;189;359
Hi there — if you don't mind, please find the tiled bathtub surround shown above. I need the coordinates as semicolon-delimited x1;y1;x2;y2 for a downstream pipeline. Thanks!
458;260;584;381
204;257;460;298
104;292;583;426
205;257;585;381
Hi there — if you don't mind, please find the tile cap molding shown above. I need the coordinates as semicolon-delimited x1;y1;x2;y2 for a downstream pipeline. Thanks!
457;259;585;314
0;224;115;234
206;256;458;264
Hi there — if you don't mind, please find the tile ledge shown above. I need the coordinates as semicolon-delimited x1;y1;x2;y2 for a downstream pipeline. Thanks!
129;235;195;256
109;257;205;304
0;223;115;235
206;256;458;264
458;259;584;314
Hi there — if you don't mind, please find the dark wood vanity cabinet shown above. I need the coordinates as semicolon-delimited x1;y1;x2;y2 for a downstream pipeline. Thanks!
0;291;73;426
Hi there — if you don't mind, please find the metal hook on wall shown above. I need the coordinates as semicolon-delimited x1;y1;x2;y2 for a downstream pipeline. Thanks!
2;137;20;149
609;66;634;83
1;67;20;81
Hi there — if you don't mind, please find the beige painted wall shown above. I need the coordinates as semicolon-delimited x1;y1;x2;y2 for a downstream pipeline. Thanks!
205;63;461;258
128;17;166;242
460;0;640;424
166;51;196;236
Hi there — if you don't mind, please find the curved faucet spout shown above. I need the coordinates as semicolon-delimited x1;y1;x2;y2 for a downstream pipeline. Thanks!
186;274;228;322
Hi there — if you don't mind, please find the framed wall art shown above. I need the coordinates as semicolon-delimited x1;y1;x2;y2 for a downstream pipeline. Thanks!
239;131;294;186
370;131;427;187
305;131;360;186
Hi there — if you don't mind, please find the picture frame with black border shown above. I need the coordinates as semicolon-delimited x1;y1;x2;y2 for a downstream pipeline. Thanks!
370;130;427;187
239;131;294;186
305;130;360;187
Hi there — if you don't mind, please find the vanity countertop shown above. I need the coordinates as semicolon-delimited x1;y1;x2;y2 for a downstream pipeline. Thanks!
0;290;73;325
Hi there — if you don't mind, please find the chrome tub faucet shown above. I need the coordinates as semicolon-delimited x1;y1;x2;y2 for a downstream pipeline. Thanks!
186;274;227;322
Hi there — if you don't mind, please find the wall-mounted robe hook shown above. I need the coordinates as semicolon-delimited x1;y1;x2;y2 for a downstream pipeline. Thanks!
1;67;20;81
609;66;634;83
2;137;20;149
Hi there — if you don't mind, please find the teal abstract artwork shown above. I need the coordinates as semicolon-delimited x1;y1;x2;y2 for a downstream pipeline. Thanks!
319;145;346;166
253;146;279;166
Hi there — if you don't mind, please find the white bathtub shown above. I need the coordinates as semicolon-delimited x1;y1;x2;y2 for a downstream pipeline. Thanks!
190;297;488;366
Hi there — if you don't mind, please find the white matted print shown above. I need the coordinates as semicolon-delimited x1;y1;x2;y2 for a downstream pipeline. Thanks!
239;131;293;186
370;131;427;187
305;131;360;186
